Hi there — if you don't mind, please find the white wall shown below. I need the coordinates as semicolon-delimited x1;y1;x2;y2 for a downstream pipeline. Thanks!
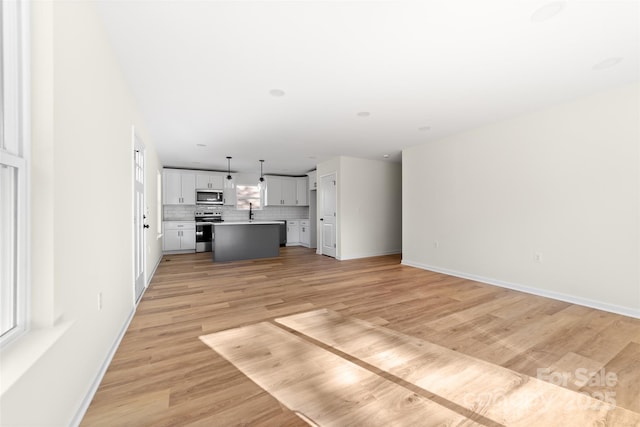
402;83;640;317
0;1;163;425
339;157;402;259
317;156;402;260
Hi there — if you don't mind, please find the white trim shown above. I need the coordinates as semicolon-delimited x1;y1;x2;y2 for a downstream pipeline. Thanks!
0;0;30;347
0;320;73;395
71;251;162;426
401;259;640;319
338;249;402;261
318;171;338;258
132;126;146;304
69;307;136;427
146;253;162;287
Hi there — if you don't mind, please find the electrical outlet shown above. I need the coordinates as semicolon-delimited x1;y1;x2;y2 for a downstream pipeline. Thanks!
98;292;103;310
534;253;543;263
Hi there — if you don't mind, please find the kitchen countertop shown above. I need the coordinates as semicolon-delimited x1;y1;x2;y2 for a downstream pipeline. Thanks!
215;220;285;226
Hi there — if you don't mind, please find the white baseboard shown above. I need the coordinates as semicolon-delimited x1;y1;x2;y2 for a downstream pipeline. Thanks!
339;249;401;261
401;259;640;319
71;256;160;426
162;249;196;255
147;254;162;286
70;308;135;427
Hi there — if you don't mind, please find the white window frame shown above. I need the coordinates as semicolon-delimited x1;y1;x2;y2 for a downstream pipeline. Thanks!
1;0;30;347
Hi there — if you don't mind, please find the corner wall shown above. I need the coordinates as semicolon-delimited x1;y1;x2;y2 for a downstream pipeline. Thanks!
0;1;163;425
339;157;402;259
402;83;640;317
317;156;402;260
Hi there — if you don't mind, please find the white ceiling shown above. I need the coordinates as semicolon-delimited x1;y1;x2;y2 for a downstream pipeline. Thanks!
96;0;639;176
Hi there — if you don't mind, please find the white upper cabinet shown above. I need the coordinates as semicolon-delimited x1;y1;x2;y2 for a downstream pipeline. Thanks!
196;172;224;190
164;169;307;207
264;176;280;206
307;170;317;191
164;169;196;204
296;177;308;206
265;176;300;206
281;178;296;205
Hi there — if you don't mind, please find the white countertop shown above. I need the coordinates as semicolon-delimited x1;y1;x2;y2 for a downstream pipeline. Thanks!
214;220;285;226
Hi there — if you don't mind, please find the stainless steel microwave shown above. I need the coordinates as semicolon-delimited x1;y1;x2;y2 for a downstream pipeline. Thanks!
196;190;223;205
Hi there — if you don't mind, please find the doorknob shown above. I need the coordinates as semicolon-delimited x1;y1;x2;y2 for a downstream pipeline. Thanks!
320;218;324;221
143;224;150;229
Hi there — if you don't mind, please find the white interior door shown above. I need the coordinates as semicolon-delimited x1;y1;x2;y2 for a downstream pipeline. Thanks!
320;173;337;258
133;133;146;303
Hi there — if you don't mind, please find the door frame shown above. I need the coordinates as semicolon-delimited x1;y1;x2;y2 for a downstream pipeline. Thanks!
318;171;338;258
132;127;147;304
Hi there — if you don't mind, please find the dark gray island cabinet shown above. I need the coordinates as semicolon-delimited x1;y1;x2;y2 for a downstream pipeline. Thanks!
213;221;283;262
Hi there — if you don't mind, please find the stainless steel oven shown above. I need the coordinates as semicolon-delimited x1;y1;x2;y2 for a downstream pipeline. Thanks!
195;208;223;252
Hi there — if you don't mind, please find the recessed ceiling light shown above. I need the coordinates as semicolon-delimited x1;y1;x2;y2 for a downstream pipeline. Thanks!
196;143;207;147
383;154;389;159
592;57;623;71
193;161;202;164
269;89;285;97
357;111;371;118
418;126;431;132
531;1;566;22
308;156;317;160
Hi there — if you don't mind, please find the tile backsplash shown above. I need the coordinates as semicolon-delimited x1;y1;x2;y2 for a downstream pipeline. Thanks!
163;205;309;221
163;205;196;221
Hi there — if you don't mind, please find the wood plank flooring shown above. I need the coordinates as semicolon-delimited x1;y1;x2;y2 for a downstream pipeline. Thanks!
200;322;478;427
82;248;640;426
276;309;640;426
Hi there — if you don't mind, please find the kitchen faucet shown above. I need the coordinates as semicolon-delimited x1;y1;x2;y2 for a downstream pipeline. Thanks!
249;202;254;221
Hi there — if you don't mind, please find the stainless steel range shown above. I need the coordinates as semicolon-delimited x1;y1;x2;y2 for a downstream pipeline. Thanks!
195;207;223;252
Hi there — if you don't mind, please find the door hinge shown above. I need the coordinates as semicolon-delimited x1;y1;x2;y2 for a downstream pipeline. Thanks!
333;243;336;248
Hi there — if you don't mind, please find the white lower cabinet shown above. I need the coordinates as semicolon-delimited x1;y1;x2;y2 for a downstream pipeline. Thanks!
163;221;196;251
287;219;312;247
300;220;310;247
286;220;300;246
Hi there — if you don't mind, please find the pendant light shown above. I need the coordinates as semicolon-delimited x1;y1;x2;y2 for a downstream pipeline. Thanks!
226;156;232;180
258;160;265;184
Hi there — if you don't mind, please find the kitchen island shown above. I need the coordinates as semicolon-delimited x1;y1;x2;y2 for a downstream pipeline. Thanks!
213;221;283;262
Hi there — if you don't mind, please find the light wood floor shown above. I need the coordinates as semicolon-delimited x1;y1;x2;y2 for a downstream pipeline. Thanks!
82;247;640;426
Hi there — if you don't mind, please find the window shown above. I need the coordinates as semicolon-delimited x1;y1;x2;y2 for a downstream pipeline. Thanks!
236;185;262;210
1;0;29;345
